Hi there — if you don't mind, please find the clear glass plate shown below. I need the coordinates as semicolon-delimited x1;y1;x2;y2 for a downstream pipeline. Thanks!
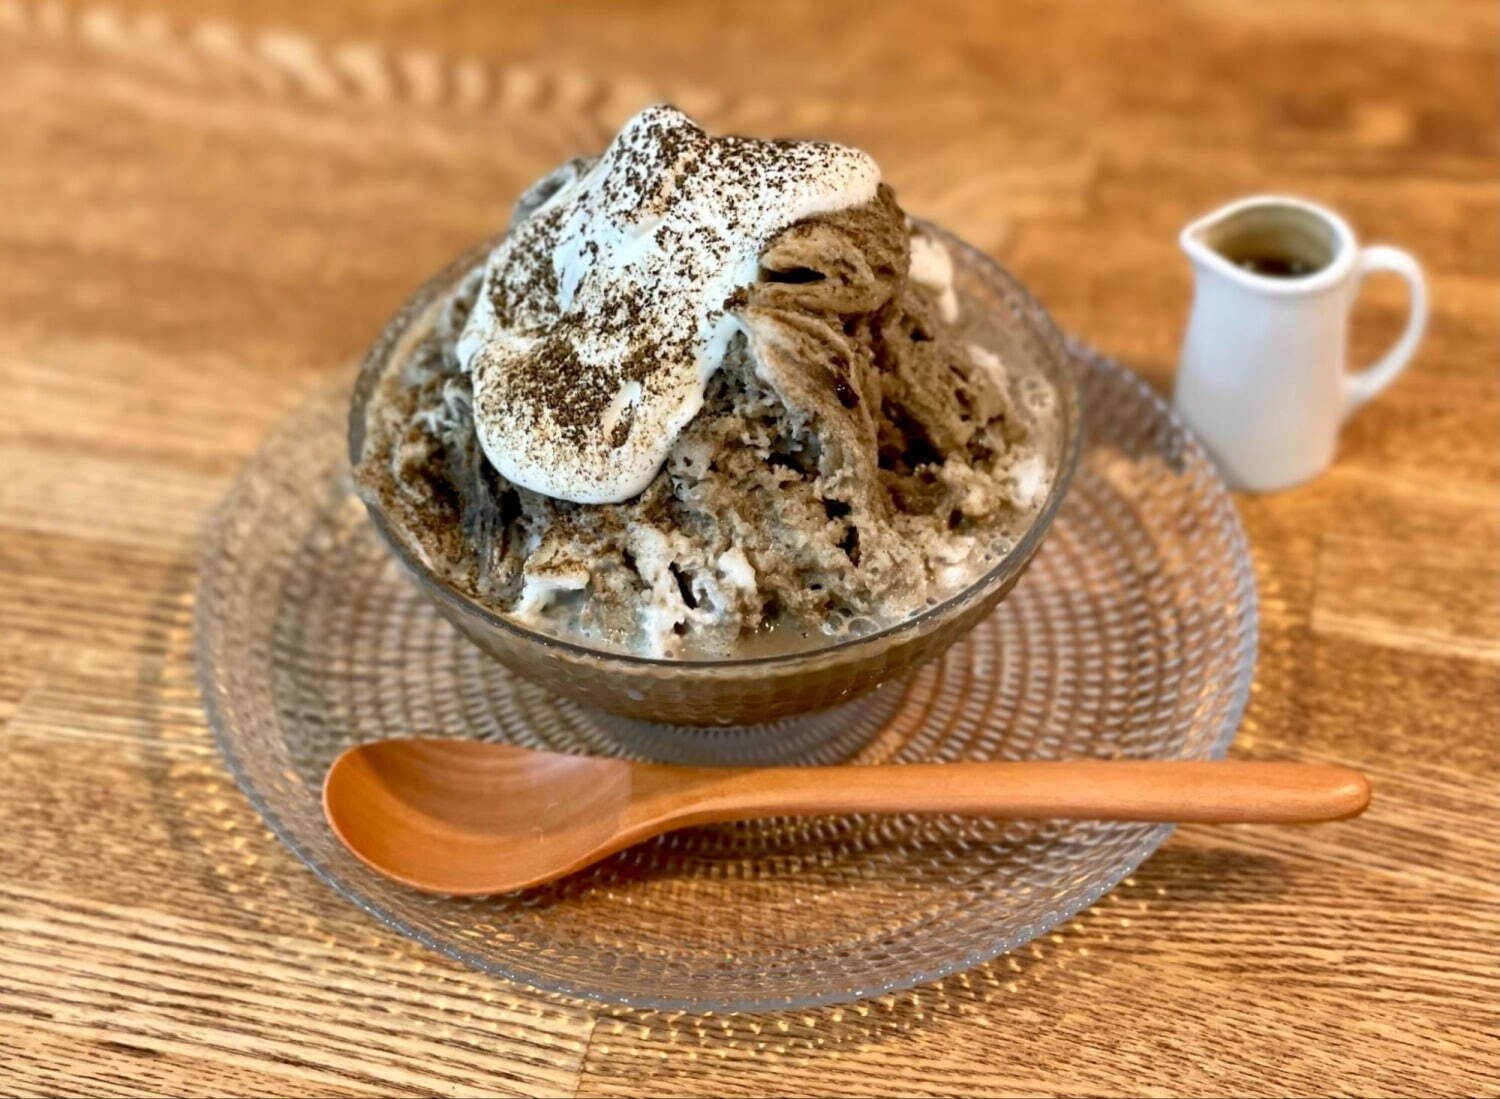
196;336;1256;1012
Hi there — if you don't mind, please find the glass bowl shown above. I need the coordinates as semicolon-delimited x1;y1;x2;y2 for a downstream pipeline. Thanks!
348;223;1082;726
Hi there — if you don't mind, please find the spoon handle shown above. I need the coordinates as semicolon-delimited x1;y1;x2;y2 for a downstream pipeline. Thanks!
658;760;1370;825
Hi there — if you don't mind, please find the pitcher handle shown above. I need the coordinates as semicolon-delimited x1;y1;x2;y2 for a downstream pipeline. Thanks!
1344;244;1428;416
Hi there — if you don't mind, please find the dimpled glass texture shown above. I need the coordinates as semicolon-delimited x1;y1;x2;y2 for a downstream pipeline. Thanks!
196;234;1257;1012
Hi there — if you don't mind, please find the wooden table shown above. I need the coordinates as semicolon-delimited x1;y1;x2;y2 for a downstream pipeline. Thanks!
2;1;1496;1095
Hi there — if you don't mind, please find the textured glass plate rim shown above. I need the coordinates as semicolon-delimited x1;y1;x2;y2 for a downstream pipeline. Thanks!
195;338;1257;1014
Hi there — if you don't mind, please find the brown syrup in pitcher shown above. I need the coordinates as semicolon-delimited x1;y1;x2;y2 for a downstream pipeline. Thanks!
1228;252;1322;278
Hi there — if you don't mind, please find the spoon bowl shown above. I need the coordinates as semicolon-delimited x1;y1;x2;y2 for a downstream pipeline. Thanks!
324;739;1370;896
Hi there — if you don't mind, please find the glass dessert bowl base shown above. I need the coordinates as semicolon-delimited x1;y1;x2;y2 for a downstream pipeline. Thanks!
197;338;1255;1011
576;680;910;765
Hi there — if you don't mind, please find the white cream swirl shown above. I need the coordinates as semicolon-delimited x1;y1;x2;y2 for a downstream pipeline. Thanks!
456;105;880;503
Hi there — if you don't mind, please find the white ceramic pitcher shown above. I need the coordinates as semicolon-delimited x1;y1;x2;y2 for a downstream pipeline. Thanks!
1174;195;1428;492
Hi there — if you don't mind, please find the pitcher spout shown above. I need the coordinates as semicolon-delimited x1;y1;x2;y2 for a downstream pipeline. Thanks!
1180;194;1356;295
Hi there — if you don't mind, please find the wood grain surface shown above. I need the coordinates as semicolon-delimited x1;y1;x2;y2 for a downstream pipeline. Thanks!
1;1;1496;1095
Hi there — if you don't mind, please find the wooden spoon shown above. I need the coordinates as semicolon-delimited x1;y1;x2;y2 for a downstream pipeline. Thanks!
323;739;1370;896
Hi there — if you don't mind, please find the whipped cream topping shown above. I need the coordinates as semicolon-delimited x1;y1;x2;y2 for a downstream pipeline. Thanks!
455;105;881;503
908;232;960;324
